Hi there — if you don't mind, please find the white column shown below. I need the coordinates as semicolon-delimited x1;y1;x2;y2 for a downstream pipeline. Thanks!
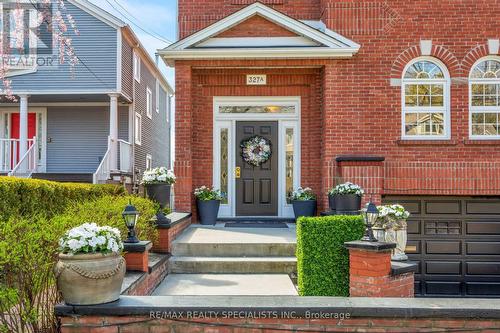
109;94;119;171
19;95;29;170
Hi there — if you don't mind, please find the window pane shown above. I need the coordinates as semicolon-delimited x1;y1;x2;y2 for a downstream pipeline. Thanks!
431;96;443;106
220;105;295;114
404;61;444;79
405;95;417;107
472;113;484;124
472;124;485;135
285;128;294;204
431;84;443;95
404;113;418;135
220;128;228;204
471;60;500;79
431;113;444;134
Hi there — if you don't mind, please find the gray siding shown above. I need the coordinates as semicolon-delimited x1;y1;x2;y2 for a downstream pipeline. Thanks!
46;105;128;173
10;2;117;92
153;86;170;168
121;39;134;98
133;58;171;173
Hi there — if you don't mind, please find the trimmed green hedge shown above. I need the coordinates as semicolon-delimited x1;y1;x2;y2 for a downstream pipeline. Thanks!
51;195;159;245
296;215;365;296
0;177;125;220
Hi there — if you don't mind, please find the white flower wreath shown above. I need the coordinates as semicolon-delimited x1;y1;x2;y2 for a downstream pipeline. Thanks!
240;135;272;166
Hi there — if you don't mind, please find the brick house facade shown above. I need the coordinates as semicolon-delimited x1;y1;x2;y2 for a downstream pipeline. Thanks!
160;0;500;297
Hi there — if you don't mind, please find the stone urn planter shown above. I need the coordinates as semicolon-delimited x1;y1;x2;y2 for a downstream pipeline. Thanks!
196;199;220;225
334;194;361;213
145;183;171;209
383;222;408;261
55;252;125;305
292;200;317;218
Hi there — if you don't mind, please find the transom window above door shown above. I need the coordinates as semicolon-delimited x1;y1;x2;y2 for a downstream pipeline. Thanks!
469;57;500;139
219;105;295;114
401;58;450;139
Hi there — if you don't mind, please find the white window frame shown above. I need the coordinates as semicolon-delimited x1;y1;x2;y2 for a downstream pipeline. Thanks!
469;55;500;140
155;80;160;113
401;57;451;140
134;112;142;145
146;87;153;119
133;51;141;82
146;154;152;170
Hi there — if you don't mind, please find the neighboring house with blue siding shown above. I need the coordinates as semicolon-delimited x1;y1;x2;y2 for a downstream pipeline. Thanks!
0;0;173;185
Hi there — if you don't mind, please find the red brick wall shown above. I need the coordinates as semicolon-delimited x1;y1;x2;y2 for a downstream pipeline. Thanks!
59;316;500;332
175;1;500;212
217;15;297;37
178;0;320;38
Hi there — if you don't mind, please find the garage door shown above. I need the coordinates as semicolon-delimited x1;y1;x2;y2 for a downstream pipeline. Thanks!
383;196;500;297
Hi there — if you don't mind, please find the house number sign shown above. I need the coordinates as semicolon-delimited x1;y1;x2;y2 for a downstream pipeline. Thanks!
246;74;267;85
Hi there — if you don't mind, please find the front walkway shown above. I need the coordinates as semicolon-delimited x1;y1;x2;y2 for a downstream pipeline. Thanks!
153;223;298;296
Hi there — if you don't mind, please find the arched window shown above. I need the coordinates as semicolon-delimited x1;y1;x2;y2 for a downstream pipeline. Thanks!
469;57;500;138
402;58;450;139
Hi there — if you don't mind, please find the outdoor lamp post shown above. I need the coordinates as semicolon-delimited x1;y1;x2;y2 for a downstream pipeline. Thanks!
122;200;140;243
362;201;379;242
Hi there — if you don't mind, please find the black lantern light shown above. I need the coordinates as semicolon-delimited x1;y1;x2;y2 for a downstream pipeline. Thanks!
361;201;379;242
122;200;140;243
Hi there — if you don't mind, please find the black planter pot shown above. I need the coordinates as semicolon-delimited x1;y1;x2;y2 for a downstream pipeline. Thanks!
328;194;336;211
197;199;220;225
292;200;317;219
145;184;171;209
334;194;361;213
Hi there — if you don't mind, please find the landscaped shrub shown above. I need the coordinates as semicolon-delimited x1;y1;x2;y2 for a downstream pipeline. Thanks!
52;195;159;245
0;177;125;221
296;215;365;296
0;193;157;333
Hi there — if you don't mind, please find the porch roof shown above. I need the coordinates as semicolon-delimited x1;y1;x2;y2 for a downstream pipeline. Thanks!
159;3;360;66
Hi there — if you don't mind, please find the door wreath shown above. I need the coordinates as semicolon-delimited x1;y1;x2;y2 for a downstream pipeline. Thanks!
240;135;272;166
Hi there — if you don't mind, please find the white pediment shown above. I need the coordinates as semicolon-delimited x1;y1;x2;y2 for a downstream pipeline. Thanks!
159;3;360;66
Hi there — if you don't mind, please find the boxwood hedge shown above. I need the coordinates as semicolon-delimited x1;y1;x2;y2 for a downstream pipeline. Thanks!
0;177;125;220
296;215;365;296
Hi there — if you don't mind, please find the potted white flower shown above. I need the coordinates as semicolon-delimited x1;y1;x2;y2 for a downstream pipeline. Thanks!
375;204;410;261
142;167;176;210
55;223;125;305
194;186;224;225
328;182;364;213
290;187;317;218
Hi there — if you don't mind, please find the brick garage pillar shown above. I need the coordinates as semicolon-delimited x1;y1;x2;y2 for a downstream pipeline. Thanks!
123;241;152;272
344;241;416;297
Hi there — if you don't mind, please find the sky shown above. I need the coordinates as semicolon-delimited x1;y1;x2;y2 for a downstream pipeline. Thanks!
88;0;178;85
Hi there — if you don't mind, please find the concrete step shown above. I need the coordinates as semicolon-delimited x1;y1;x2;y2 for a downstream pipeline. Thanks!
152;274;298;296
172;242;296;257
169;256;297;274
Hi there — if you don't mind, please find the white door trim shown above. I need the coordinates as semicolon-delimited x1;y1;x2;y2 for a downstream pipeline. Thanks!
0;107;47;172
213;96;301;218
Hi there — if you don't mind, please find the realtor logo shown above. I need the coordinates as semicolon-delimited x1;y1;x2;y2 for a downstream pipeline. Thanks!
0;0;57;76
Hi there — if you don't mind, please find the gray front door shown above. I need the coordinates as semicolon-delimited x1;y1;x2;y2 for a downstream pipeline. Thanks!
236;121;278;216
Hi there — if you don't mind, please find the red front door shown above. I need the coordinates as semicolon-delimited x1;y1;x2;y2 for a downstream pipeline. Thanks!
10;113;37;168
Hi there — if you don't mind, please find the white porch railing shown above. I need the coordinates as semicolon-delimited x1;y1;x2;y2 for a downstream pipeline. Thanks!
1;138;35;173
93;137;113;184
8;137;37;178
118;139;132;173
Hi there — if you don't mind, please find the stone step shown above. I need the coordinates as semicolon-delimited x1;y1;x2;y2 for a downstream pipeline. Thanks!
171;242;296;257
169;256;297;274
